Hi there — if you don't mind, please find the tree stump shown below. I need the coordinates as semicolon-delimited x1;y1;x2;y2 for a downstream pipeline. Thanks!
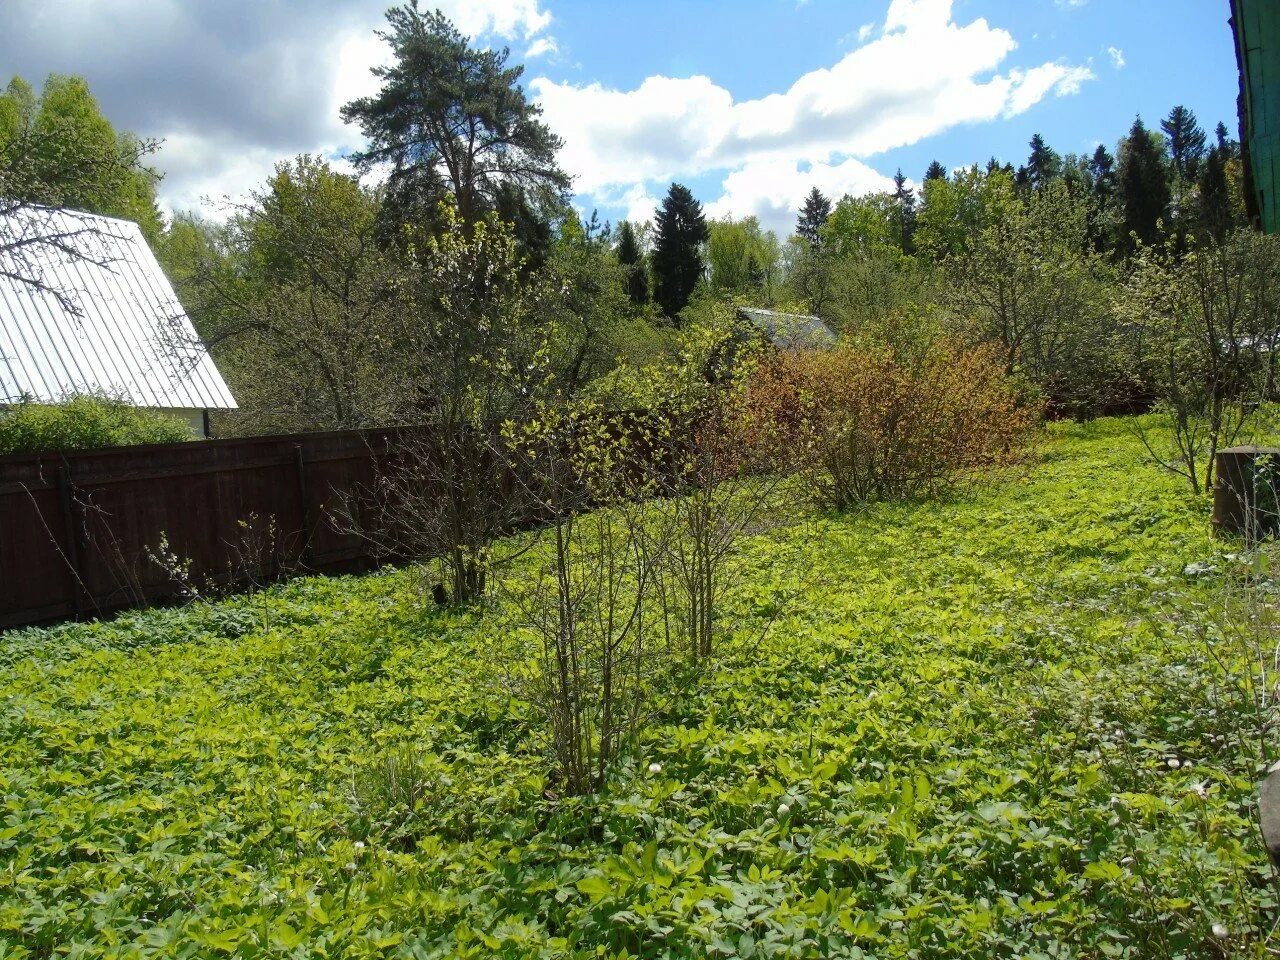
1212;446;1280;542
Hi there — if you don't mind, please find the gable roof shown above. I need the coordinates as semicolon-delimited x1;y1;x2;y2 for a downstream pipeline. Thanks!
0;206;236;411
737;307;837;350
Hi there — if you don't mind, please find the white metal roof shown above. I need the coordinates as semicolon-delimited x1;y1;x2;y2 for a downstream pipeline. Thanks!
0;206;236;410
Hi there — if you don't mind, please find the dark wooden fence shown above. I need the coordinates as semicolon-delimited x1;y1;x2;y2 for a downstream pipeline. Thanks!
0;427;418;629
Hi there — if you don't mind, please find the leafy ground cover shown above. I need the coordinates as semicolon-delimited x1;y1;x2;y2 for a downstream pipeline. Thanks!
1;417;1273;958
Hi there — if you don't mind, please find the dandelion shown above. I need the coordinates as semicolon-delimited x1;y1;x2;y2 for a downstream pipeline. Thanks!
354;841;366;855
1212;923;1229;939
1167;758;1181;769
344;861;357;873
1191;782;1208;798
777;802;791;816
648;762;662;775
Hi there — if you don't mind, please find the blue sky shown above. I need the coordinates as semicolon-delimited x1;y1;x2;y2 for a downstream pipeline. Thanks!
524;0;1241;233
0;0;1243;236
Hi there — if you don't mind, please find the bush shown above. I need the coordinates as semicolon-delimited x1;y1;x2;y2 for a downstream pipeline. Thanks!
0;394;193;454
746;339;1035;507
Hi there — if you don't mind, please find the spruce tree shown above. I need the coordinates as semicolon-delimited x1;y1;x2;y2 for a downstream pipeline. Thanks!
614;220;648;306
1161;105;1208;183
1197;146;1233;243
1118;118;1172;250
923;160;948;183
796;187;832;248
1215;121;1236;158
892;168;916;253
1026;133;1063;189
651;183;709;320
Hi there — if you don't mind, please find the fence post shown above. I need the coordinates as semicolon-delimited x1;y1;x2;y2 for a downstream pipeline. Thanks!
56;465;87;615
1212;446;1280;542
294;444;313;569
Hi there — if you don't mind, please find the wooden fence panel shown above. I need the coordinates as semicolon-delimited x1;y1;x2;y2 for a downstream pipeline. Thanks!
0;427;418;630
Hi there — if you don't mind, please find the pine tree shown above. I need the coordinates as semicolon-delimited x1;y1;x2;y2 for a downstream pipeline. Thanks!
1026;133;1062;189
796;187;832;248
892;168;916;253
651;183;709;320
1118;117;1172;250
923;160;948;183
1161;105;1208;183
614;220;648;306
341;5;569;258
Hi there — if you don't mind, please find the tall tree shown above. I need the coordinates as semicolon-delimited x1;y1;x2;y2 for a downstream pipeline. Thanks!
1215;121;1237;158
892;168;917;253
174;156;405;434
796;187;831;248
341;3;569;256
1196;146;1234;243
1118;117;1171;251
0;74;162;310
614;219;648;306
651;183;709;320
1025;133;1063;189
1161;105;1208;184
924;160;949;183
1087;144;1119;252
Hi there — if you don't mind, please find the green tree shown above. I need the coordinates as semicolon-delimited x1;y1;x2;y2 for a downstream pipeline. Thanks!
923;160;948;183
1;74;162;306
822;192;905;260
651;183;709;320
707;216;780;298
1118;117;1171;251
341;3;569;258
614;219;649;306
1025;133;1062;190
0;74;161;236
1162;105;1208;186
892;169;916;253
796;186;831;248
176;156;405;434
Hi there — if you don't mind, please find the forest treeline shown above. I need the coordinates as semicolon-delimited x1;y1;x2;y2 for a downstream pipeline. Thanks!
0;5;1273;441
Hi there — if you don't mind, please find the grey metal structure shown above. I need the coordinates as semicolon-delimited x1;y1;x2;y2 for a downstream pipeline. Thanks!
0;206;236;432
737;307;837;350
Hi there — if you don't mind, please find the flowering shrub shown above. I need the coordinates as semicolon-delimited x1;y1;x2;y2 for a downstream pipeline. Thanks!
745;339;1036;507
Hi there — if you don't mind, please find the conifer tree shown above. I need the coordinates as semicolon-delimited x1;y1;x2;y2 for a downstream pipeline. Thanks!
1161;105;1208;183
1118;117;1171;250
892;168;916;253
341;4;569;259
923;160;948;183
614;219;648;306
1026;133;1062;189
1197;146;1233;243
651;183;709;320
796;186;832;248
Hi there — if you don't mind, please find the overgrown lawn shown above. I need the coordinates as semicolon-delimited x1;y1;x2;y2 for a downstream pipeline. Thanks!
1;418;1272;958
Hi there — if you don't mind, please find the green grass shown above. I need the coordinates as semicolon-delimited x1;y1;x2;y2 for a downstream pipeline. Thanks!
1;417;1273;958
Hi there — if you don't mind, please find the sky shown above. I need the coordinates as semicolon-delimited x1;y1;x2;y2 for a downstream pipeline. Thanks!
0;0;1243;238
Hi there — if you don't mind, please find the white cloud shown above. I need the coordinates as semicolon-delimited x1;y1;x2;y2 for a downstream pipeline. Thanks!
533;0;1092;235
858;22;876;42
524;36;559;60
0;0;554;218
1107;46;1126;69
706;158;897;235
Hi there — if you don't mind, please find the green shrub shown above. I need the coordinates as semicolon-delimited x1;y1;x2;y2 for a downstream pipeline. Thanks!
0;394;193;454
